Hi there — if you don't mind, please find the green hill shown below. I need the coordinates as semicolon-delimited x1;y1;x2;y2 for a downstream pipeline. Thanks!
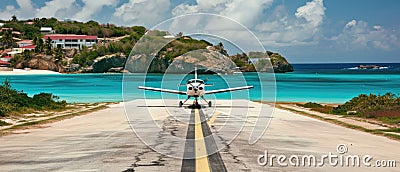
1;17;293;73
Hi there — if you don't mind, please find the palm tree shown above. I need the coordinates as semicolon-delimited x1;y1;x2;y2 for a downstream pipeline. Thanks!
54;45;64;64
1;30;15;48
11;15;18;22
34;37;44;53
44;37;52;55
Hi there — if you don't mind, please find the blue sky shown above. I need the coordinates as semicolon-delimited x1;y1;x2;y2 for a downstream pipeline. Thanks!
0;0;399;63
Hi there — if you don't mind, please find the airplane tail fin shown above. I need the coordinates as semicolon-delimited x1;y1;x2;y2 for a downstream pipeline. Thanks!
194;66;198;80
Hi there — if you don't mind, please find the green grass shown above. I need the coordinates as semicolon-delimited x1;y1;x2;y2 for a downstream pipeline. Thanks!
278;105;400;141
0;105;108;136
297;102;337;115
299;99;400;126
377;128;400;133
377;116;400;125
382;133;400;140
297;102;324;108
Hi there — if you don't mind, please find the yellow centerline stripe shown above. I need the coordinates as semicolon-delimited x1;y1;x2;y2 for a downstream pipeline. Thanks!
207;112;220;126
194;109;211;172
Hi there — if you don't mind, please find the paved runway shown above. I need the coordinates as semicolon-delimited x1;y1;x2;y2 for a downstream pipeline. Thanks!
181;109;227;172
0;99;399;171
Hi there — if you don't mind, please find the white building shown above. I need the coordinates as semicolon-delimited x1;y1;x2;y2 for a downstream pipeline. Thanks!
40;27;55;34
44;34;98;49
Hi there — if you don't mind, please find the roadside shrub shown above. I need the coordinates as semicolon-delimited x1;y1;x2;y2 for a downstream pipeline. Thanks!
0;80;67;116
299;102;324;108
333;93;400;117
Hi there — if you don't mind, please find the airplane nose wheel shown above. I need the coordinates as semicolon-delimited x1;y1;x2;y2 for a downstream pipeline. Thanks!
195;100;200;109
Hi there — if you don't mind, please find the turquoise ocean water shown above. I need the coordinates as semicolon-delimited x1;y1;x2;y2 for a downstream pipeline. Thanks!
1;63;399;104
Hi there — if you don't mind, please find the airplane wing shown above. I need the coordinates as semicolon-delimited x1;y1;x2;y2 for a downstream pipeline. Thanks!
205;85;253;94
138;86;186;95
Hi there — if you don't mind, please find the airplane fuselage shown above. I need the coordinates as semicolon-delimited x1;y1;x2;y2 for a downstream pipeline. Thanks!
186;79;205;97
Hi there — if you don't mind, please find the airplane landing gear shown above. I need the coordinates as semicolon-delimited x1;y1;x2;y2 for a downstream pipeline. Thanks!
194;100;200;109
200;96;212;108
179;96;191;107
179;101;183;107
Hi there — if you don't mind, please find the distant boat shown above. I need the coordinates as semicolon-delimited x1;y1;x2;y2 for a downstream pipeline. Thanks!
348;65;388;70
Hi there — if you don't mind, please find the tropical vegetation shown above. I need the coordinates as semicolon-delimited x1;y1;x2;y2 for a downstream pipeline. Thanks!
0;79;67;117
301;93;400;125
0;16;135;40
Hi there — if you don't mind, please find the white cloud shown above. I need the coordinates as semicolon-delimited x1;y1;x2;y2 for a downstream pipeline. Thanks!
112;0;171;26
373;25;382;31
172;4;198;16
35;0;77;19
6;5;15;11
0;6;15;20
345;19;357;29
255;0;326;47
0;0;35;20
16;0;35;17
172;0;273;27
74;0;117;22
223;0;273;27
295;0;325;28
166;0;276;52
333;20;399;51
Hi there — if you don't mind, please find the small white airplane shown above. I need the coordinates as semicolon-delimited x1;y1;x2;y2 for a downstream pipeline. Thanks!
138;67;253;108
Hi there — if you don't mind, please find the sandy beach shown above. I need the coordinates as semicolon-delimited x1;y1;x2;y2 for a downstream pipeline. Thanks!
0;69;60;75
0;99;398;171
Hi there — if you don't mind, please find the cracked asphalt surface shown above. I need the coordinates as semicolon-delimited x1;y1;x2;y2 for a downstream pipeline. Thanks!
0;100;399;171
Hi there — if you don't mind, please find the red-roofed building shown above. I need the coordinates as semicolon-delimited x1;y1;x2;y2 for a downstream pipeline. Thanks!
0;56;12;62
44;34;98;49
0;60;10;67
1;28;13;32
12;31;21;35
17;40;33;47
0;50;10;55
20;45;36;51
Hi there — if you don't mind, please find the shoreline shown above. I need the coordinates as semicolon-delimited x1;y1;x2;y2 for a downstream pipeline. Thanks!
0;69;61;75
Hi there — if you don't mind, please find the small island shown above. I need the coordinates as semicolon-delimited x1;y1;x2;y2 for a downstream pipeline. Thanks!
351;65;388;70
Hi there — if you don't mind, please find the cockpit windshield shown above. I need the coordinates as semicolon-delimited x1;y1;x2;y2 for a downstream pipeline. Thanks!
187;79;204;84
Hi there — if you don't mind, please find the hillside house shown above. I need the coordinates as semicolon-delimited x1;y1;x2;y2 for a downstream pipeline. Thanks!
44;34;98;49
